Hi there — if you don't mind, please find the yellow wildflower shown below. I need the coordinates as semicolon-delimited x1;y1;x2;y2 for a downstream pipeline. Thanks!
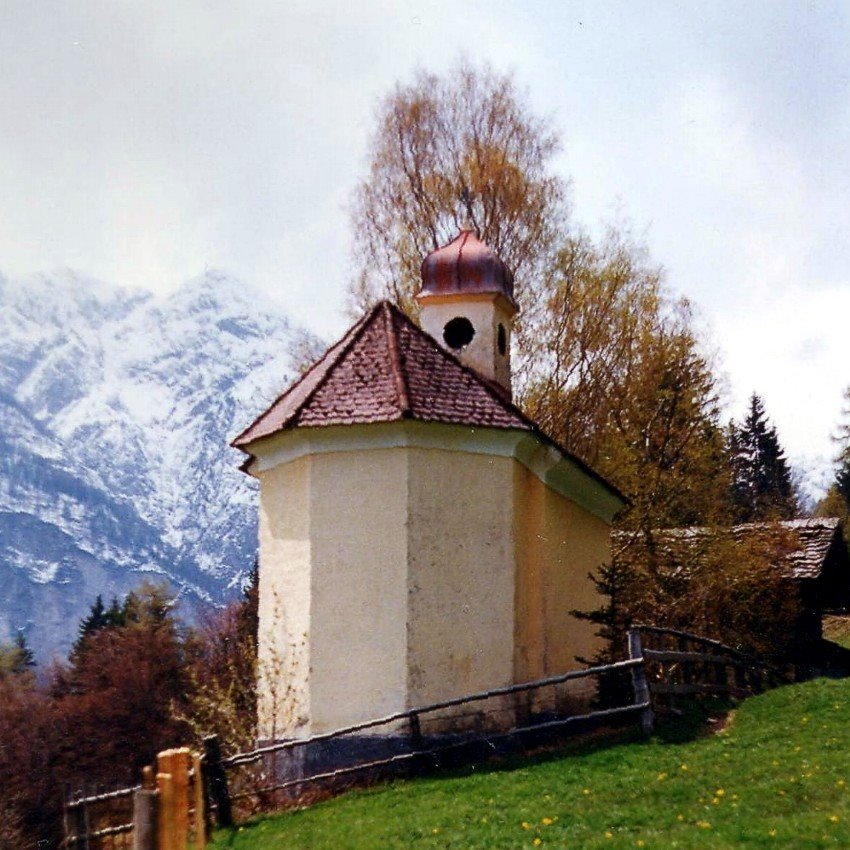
656;772;668;781
838;779;846;787
605;831;613;839
715;789;725;797
522;822;531;830
769;828;777;837
636;841;645;847
583;788;591;795
432;827;440;834
680;764;689;771
677;814;684;822
541;817;553;826
533;839;542;847
697;820;712;829
711;798;720;806
829;815;840;824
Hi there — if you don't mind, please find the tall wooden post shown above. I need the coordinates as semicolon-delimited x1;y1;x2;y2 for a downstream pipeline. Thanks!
627;628;655;736
193;752;207;850
158;748;191;850
132;787;158;850
203;735;233;828
157;773;175;850
71;789;90;850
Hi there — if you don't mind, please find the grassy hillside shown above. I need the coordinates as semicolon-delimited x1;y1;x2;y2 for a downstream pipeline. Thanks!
211;677;850;849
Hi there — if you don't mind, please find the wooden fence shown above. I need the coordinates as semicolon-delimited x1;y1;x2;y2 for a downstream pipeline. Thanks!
636;625;788;711
62;625;789;849
62;749;207;850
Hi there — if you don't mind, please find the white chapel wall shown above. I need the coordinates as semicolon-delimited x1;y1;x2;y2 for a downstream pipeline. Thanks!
256;454;312;741
405;447;516;728
308;448;409;734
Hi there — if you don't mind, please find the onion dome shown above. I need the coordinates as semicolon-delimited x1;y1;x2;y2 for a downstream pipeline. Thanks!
419;225;516;306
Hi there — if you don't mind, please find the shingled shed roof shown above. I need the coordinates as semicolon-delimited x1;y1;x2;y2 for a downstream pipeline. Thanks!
614;517;846;581
231;300;625;502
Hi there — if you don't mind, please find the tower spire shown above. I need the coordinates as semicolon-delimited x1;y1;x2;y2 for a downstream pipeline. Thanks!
417;227;517;397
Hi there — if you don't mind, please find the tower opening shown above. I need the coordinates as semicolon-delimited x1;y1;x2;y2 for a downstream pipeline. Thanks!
443;317;475;350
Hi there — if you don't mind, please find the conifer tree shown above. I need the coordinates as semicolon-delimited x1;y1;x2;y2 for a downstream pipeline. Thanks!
816;386;850;526
729;394;797;522
0;631;36;676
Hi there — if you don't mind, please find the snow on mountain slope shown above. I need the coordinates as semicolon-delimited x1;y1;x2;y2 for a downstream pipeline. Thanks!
0;269;321;659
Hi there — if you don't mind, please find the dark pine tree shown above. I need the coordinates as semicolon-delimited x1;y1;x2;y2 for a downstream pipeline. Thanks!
13;632;35;671
570;558;635;708
836;451;850;506
729;394;797;522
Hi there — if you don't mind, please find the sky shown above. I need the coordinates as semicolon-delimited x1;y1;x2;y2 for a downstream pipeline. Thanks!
1;1;849;493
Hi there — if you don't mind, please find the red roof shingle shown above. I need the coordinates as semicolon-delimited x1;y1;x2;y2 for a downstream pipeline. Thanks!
232;301;528;445
231;300;625;503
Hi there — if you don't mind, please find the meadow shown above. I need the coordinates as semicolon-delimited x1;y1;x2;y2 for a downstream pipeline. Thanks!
210;674;850;849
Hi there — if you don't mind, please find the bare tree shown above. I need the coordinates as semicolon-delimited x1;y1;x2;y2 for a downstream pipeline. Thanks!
348;59;568;316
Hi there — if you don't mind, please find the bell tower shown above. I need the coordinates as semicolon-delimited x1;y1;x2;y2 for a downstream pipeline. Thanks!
416;224;517;397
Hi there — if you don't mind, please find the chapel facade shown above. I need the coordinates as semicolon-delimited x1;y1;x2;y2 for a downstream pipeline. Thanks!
232;226;627;740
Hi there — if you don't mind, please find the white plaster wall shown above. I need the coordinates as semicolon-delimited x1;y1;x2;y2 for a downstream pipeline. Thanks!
513;464;608;702
419;295;513;391
405;448;516;717
256;455;312;741
308;448;409;733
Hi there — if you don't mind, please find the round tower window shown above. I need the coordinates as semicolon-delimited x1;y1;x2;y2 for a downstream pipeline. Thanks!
443;317;475;350
497;323;507;355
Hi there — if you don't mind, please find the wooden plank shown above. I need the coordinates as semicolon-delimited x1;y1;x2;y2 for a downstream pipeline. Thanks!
156;773;175;850
224;658;645;768
132;789;157;850
203;736;233;828
650;682;730;696
644;649;747;667
193;752;206;850
627;628;655;735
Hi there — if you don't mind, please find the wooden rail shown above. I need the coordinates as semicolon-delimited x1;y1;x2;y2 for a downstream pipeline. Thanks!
62;625;787;846
634;625;789;712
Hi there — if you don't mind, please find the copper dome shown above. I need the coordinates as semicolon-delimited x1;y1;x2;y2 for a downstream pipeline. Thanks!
419;227;515;305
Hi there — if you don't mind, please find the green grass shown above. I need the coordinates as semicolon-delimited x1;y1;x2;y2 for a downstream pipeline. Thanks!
211;678;850;849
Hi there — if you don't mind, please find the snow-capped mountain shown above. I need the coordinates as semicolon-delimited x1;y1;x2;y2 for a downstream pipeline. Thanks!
0;268;322;660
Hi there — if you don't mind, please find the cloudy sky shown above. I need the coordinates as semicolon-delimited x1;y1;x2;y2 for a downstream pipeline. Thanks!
2;1;849;490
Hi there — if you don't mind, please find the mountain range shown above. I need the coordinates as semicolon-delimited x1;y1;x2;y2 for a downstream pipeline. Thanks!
0;268;322;660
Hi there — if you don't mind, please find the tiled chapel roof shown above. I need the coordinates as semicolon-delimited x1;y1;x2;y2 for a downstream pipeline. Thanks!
231;300;626;503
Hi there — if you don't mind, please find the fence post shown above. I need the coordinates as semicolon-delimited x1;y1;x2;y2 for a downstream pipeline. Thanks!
203;735;233;829
158;748;191;849
193;751;207;850
627;628;655;736
408;711;426;775
157;773;175;850
74;785;91;850
132;786;158;850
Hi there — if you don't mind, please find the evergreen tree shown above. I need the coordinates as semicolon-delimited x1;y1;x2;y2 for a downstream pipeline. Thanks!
729;394;797;522
71;595;109;660
570;558;634;708
816;386;850;534
834;387;850;506
0;631;36;676
837;455;850;505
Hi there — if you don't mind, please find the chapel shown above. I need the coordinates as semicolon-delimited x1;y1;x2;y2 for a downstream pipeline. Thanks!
232;225;627;741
